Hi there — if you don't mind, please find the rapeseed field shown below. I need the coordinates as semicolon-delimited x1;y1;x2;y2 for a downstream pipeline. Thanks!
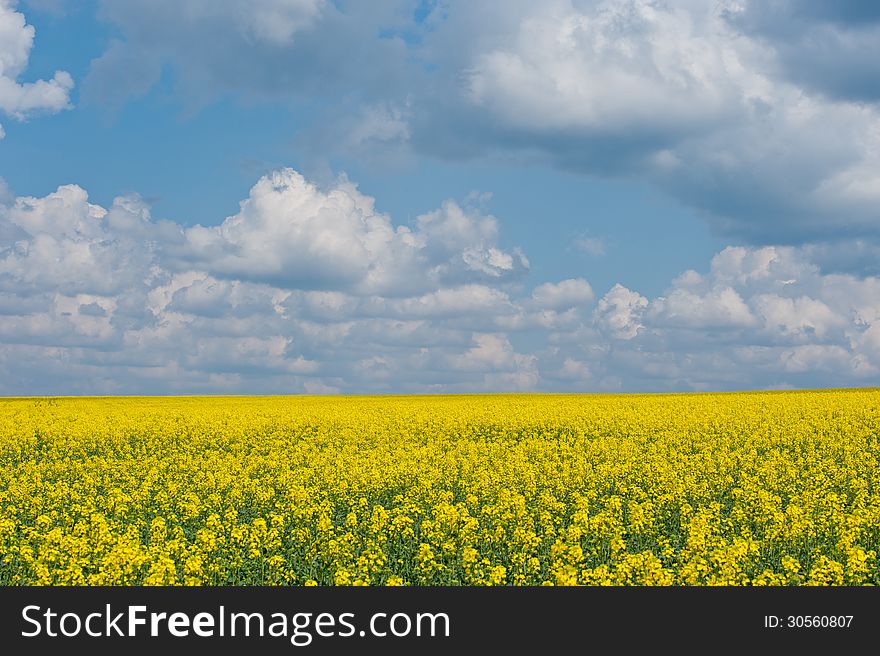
1;390;878;586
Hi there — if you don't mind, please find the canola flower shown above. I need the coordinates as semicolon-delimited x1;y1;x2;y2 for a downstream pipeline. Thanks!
1;390;879;586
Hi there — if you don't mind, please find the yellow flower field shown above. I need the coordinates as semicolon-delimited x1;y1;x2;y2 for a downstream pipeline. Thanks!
1;390;879;586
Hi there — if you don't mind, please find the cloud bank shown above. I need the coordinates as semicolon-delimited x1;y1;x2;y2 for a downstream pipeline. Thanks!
4;2;880;393
441;0;880;244
2;167;879;394
78;0;880;257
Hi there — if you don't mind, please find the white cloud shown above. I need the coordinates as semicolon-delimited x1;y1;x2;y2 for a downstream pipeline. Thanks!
421;0;880;243
177;169;394;291
650;286;756;330
344;102;411;148
556;357;591;382
752;295;844;341
175;169;527;295
76;1;880;247
387;285;514;319
0;0;73;135
2;168;880;394
0;185;163;295
0;168;544;393
779;345;854;375
530;278;594;311
466;1;746;137
449;333;540;390
583;245;880;388
594;283;648;340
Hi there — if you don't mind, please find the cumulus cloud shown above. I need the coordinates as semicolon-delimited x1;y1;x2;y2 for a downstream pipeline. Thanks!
2;168;880;394
0;0;73;136
0;168;543;393
581;246;880;389
0;184;163;295
556;357;592;382
529;278;593;311
594;283;648;340
174;168;527;295
80;1;880;248
650;286;756;330
465;1;744;139
437;0;880;243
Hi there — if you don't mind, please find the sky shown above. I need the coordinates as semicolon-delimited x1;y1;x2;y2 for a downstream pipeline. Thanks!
1;0;880;394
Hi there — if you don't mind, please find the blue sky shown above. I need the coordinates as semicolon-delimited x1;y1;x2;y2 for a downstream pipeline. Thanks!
1;0;880;394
